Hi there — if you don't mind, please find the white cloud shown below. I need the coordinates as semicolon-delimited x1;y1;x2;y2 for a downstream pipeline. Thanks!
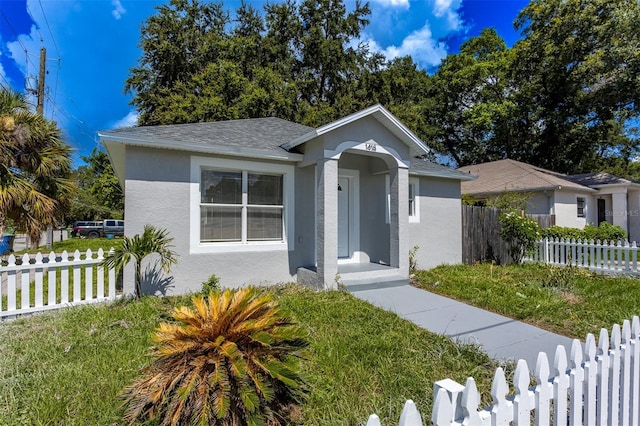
364;22;448;69
113;110;138;128
371;0;410;8
432;0;463;31
112;0;126;20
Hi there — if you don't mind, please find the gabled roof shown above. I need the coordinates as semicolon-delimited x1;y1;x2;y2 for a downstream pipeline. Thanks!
281;104;431;158
101;106;471;183
565;172;640;188
99;117;313;161
458;159;595;195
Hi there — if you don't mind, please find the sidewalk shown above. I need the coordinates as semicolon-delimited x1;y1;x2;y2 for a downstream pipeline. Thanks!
351;285;574;367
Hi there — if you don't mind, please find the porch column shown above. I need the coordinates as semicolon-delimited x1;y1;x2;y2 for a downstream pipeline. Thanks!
628;191;640;242
316;158;339;289
612;191;628;234
389;165;409;274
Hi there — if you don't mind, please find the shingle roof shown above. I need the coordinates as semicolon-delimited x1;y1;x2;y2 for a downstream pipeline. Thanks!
102;118;313;154
565;172;636;187
458;159;594;195
101;113;471;181
410;158;476;181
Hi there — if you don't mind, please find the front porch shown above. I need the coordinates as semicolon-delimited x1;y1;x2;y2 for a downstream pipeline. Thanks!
297;261;408;292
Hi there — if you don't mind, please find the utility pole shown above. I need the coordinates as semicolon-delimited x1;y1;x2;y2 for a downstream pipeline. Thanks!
36;47;54;248
36;47;46;116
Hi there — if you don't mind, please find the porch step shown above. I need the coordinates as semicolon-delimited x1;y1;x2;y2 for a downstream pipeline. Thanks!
341;275;409;292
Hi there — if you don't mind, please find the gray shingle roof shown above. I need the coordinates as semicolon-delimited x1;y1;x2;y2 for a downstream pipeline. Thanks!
565;172;636;187
103;118;313;153
410;158;476;180
102;115;471;181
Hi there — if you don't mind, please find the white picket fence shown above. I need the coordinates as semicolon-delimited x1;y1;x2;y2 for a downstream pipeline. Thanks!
0;248;119;318
367;317;640;425
527;237;640;274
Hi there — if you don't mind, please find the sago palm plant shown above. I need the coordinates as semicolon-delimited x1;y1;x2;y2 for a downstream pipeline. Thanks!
121;287;308;426
102;225;178;299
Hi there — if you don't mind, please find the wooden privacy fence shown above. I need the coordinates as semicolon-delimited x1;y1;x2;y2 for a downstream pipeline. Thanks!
367;317;640;425
527;237;640;275
462;205;554;265
0;248;119;318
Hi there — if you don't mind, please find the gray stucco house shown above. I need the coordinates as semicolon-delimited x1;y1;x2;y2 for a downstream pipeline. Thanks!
100;104;473;294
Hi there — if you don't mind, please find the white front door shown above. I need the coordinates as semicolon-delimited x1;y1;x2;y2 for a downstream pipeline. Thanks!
338;177;350;258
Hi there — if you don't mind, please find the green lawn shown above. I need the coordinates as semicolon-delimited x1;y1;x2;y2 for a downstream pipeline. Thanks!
0;286;499;425
414;262;640;339
12;237;121;257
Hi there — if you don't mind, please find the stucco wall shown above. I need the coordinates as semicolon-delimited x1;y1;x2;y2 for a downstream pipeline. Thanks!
552;190;589;229
299;116;412;167
408;176;463;269
124;146;299;294
526;192;551;215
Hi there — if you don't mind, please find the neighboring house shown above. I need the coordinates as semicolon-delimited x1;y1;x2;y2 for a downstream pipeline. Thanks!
99;105;473;294
459;159;640;241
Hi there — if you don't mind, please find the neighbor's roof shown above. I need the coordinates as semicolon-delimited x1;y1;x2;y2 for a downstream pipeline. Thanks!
458;159;595;195
565;172;640;188
99;117;313;161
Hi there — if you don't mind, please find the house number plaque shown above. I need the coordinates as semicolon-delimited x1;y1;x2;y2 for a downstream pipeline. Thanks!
365;142;377;152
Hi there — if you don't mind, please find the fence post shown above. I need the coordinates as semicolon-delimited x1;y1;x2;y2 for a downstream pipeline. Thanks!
433;378;464;423
543;238;549;264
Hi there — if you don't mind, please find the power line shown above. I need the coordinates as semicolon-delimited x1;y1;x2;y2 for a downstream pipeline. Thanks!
0;11;29;53
37;0;61;57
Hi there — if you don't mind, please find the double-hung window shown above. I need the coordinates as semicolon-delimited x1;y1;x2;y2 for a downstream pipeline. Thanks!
200;170;283;242
191;156;294;253
577;197;586;218
385;175;420;223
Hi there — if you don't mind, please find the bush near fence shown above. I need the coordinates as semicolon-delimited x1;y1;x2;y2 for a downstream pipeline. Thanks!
541;222;627;242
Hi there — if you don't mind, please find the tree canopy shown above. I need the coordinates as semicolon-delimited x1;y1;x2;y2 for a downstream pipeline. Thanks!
125;0;640;177
69;148;124;222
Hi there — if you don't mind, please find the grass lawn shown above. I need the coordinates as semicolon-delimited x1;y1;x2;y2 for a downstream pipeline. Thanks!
0;286;499;425
414;262;640;339
12;237;121;257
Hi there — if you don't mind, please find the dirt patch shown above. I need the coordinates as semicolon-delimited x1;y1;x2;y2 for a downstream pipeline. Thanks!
559;291;583;305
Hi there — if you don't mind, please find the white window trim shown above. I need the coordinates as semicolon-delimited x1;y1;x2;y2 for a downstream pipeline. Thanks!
190;156;295;254
577;196;586;218
385;175;419;223
409;177;420;223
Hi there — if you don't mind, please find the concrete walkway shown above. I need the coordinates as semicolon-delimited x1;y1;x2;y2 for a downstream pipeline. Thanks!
351;285;574;367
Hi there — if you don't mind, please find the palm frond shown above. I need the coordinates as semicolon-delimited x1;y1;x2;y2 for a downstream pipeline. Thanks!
121;287;308;425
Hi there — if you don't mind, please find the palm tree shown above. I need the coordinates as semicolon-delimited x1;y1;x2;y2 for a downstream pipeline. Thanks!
102;225;178;298
120;287;308;425
0;88;74;246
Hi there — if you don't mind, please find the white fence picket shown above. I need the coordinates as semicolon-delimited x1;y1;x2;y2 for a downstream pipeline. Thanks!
372;317;640;426
526;237;640;275
0;248;119;318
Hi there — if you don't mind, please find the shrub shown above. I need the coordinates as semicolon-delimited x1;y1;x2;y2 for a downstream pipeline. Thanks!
499;210;541;263
540;225;584;240
201;273;221;294
541;222;627;242
120;287;308;425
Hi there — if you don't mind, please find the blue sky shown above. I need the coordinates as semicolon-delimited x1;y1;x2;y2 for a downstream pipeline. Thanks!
0;0;529;166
